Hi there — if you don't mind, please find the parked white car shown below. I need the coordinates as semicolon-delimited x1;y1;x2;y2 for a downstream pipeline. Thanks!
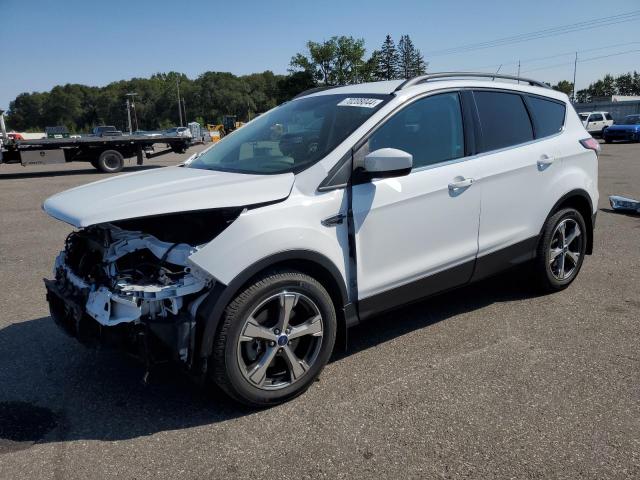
578;111;614;136
43;73;599;406
166;126;192;138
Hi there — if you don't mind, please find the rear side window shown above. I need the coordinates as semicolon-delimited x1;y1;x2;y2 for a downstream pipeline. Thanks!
589;113;603;122
526;95;566;138
473;91;533;152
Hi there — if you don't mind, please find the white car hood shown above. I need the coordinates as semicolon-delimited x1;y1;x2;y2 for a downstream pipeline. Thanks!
43;166;295;227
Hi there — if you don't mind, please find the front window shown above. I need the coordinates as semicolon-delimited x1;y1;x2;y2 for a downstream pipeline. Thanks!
367;92;465;169
579;113;589;121
188;94;390;175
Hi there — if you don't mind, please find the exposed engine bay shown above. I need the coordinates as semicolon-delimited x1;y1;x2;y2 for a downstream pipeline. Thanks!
44;209;241;364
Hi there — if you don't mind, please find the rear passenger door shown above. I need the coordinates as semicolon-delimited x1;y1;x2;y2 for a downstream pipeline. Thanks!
471;89;566;280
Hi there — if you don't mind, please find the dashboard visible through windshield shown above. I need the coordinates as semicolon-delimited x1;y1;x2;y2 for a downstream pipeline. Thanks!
188;93;390;175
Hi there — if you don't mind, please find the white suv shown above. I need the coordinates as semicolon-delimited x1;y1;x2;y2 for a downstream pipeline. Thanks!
579;111;614;136
43;73;599;406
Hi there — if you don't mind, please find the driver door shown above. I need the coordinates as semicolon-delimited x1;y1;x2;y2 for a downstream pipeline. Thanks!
351;92;481;318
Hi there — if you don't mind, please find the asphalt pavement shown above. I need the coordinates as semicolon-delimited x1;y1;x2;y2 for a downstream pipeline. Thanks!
0;142;638;479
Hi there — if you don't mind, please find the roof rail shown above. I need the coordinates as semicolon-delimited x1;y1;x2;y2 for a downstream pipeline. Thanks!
394;72;550;91
292;85;342;99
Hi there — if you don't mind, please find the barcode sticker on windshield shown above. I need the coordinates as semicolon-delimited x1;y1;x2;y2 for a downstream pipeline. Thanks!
337;98;383;108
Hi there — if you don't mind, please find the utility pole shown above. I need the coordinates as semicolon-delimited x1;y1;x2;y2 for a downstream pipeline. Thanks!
572;52;578;103
125;93;138;134
176;78;183;127
125;98;133;135
517;60;521;83
181;98;187;125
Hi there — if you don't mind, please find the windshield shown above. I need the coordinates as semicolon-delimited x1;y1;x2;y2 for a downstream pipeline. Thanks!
621;115;640;125
188;94;390;174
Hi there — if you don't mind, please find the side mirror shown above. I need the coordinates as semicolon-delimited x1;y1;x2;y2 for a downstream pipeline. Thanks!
363;148;413;178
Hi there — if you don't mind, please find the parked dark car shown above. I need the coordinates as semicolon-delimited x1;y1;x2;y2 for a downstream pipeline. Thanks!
603;115;640;143
92;125;123;137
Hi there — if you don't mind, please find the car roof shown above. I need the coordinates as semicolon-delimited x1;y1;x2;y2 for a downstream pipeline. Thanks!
302;77;566;102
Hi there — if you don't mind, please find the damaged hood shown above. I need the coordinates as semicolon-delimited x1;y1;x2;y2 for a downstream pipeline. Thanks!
43;166;295;227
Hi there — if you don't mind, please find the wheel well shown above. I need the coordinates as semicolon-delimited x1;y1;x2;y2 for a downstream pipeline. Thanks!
247;259;349;351
550;192;594;254
196;254;350;360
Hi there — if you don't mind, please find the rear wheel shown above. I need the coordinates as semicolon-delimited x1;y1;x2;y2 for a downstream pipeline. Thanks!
211;270;337;407
532;208;587;292
96;150;124;173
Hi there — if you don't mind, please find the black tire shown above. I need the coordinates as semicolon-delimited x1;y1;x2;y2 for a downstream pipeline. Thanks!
211;270;337;407
96;150;124;173
604;137;612;144
90;159;99;170
170;143;188;154
532;208;587;293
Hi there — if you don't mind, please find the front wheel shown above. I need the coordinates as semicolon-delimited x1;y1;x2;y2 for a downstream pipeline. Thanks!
532;208;587;293
211;271;337;407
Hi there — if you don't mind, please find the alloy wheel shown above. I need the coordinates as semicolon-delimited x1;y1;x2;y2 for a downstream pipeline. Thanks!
549;218;583;281
236;291;324;390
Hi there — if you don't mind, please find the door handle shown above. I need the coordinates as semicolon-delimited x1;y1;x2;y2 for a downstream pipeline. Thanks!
448;177;474;190
537;154;555;170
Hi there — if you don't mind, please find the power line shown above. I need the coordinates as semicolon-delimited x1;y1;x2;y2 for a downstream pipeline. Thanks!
462;41;640;72
426;11;640;57
520;48;640;74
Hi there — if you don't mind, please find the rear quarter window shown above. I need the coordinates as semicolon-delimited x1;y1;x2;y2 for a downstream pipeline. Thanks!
526;95;566;138
473;90;534;152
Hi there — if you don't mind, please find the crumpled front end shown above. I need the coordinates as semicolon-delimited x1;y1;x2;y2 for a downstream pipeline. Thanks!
44;223;215;365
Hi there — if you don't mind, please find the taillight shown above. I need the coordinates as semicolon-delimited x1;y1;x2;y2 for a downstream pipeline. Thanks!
580;137;601;155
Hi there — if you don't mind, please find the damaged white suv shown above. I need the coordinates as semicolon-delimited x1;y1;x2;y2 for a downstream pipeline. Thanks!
44;73;599;406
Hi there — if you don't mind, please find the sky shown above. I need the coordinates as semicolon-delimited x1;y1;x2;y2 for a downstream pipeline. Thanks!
1;0;639;110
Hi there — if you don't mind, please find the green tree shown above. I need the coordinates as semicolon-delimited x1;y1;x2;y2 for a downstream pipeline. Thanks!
276;71;316;103
375;35;400;80
290;39;337;85
551;80;574;96
290;36;367;85
397;35;427;79
615;73;635;95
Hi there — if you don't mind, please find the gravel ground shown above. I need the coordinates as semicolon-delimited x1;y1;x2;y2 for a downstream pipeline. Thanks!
0;142;638;479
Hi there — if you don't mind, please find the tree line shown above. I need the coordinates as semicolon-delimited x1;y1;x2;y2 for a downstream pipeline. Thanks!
549;72;640;103
290;34;427;85
6;71;311;133
6;34;426;132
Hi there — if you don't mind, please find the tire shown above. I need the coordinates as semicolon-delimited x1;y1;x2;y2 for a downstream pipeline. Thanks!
90;159;99;170
604;137;612;144
211;270;337;407
532;208;587;293
171;143;188;154
96;150;124;173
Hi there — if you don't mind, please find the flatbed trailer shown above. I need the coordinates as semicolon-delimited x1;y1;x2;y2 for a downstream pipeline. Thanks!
0;134;191;173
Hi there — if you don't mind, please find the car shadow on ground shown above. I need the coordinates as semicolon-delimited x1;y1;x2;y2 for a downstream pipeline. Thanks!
343;267;538;357
0;268;542;451
0;164;163;180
